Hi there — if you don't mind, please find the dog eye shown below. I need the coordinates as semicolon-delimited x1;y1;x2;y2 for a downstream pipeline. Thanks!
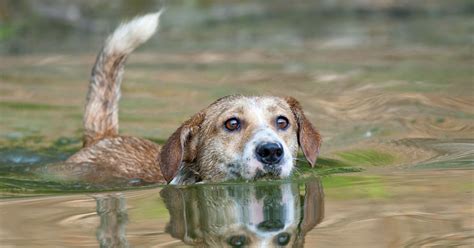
275;232;291;246
276;116;289;130
224;118;240;131
227;235;248;247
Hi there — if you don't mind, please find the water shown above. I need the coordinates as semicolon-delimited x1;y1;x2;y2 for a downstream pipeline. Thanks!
0;1;473;247
1;174;472;247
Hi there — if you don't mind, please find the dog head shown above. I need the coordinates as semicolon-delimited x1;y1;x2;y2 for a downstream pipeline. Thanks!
160;96;321;184
161;179;324;247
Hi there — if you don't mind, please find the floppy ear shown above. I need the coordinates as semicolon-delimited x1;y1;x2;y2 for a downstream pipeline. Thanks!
159;112;205;183
285;97;322;167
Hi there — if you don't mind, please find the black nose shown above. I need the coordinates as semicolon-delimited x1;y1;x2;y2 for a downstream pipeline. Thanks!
255;142;284;165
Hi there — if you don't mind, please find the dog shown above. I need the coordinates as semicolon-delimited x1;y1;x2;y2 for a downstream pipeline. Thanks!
66;11;321;185
161;179;324;247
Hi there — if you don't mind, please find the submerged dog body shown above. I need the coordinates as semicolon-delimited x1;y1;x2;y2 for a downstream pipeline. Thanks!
67;12;321;185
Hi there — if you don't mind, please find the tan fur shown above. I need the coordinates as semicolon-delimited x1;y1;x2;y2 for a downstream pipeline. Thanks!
159;111;206;182
165;95;306;183
67;136;162;183
285;97;322;167
66;13;322;185
83;53;126;147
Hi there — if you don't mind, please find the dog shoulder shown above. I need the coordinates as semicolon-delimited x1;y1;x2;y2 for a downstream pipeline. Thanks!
67;136;164;183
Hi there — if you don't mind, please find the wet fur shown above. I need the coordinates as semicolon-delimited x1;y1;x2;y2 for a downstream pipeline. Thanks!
67;12;321;185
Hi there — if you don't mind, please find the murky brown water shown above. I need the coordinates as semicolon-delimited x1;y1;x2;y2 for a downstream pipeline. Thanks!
1;1;473;247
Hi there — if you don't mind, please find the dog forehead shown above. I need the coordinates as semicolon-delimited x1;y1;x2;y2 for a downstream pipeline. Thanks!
208;96;291;118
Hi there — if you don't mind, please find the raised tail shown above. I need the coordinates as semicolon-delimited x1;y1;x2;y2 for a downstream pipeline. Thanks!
83;11;162;147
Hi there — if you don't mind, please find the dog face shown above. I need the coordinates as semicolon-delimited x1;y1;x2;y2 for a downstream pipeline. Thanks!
160;179;324;247
160;96;321;184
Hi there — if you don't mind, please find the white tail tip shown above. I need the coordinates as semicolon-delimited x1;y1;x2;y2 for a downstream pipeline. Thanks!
104;10;164;55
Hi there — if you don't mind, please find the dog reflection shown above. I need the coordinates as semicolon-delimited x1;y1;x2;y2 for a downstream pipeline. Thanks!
94;193;129;248
161;179;324;247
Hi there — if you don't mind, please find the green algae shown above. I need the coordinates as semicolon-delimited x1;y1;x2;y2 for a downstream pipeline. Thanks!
322;175;389;199
336;149;396;167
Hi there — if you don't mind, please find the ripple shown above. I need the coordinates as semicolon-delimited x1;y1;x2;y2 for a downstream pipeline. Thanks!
312;92;473;139
392;138;474;169
401;117;473;138
316;93;472;121
404;232;474;247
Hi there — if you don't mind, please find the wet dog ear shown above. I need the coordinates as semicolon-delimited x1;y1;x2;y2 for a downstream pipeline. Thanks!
285;97;322;167
159;112;205;183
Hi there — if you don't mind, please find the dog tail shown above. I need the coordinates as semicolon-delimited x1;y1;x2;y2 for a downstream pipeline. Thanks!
82;11;163;147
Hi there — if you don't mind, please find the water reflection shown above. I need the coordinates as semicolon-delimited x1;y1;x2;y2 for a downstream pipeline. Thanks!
92;179;323;247
160;179;324;247
94;193;129;248
1;172;471;247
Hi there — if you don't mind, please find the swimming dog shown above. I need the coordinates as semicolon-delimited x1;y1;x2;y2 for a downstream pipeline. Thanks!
66;11;321;185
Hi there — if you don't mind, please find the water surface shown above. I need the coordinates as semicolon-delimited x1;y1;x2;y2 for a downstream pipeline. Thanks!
1;172;472;247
